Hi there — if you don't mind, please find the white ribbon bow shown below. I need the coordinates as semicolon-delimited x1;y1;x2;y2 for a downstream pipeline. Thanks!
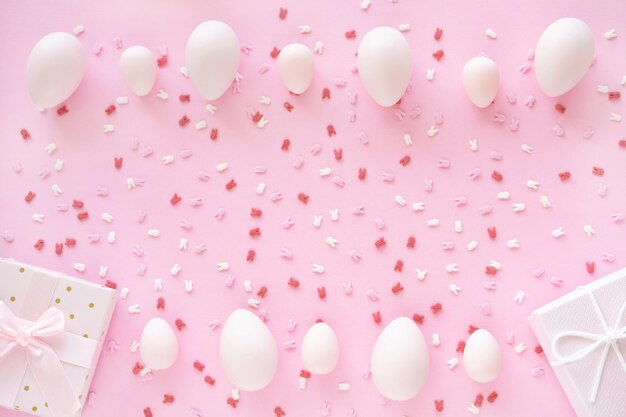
550;289;626;404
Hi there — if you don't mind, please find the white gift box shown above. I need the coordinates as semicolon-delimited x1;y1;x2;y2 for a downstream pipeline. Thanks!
0;258;117;417
528;267;626;417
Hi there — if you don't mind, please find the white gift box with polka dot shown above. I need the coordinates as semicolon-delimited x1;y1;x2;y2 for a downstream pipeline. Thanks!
0;258;117;417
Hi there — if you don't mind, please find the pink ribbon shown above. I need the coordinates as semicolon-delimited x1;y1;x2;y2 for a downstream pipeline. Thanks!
0;301;81;417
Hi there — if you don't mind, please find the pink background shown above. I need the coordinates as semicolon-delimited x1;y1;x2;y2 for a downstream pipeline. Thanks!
1;1;625;416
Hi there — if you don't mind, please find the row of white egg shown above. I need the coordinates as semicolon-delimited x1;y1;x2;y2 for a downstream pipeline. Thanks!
28;18;594;111
140;310;502;401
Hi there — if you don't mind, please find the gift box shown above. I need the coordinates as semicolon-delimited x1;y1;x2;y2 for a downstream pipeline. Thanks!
0;258;117;417
528;267;626;417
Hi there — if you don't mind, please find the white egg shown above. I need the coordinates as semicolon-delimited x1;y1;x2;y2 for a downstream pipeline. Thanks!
219;309;278;391
301;322;339;375
119;46;157;96
185;21;240;101
139;318;179;370
277;43;314;94
462;56;500;108
463;328;502;383
535;18;594;97
357;27;412;107
27;32;86;109
371;317;429;401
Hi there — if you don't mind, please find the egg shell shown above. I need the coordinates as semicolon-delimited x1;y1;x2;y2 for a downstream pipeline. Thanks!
27;32;86;109
301;322;340;375
357;27;412;107
119;46;157;96
535;17;594;97
139;318;179;370
370;317;429;401
463;328;502;383
219;309;278;391
462;56;500;108
185;20;240;101
277;43;314;94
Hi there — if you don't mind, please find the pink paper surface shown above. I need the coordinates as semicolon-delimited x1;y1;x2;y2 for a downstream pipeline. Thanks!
1;1;625;416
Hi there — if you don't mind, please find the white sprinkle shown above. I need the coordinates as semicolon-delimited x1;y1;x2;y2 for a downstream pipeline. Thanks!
147;229;160;238
497;191;510;200
179;66;189;78
156;89;168;100
244;280;253;293
116;96;129;105
403;133;413;146
259;95;271;105
597;85;609;94
179;238;188;250
552;227;565;238
467;240;478;251
426;125;439;137
120;287;129;299
72;25;85;36
216;262;229;271
103;124;114;133
51;184;63;196
540;195;552;208
216;162;229;172
621;76;626;86
449;283;462;296
99;265;108;278
398;23;411;32
319;167;332;177
454;220;463;233
583;224;595;238
73;263;85;272
609;113;622;122
314;41;324;54
329;209;339;221
54;158;64;171
360;0;372;9
128;304;141;314
416;268;428;281
312;264;325;274
101;212;114;223
126;177;136;190
395;195;406;206
485;28;497;39
489;260;502;270
107;231;116;244
469;139;479;151
427;218;440;227
326;236;339;248
527;179;540;190
512;203;526;212
299;25;312;34
299;377;307;390
432;333;441;347
44;142;57;155
32;213;45;223
170;264;182;276
195;120;207;130
514;342;527;354
184;280;193;293
521;143;533;154
154;278;163;291
514;290;525;304
426;68;435;81
162;155;174;165
468;403;480;415
507;238;520;249
313;214;322;228
338;382;351;391
130;340;140;353
447;357;459;369
445;263;459;273
412;202;425;212
605;29;617;40
247;298;260;309
256;182;266;195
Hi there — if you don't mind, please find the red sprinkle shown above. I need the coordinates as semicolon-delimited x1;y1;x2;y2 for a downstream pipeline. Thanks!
284;102;294;112
327;124;336;137
77;211;89;221
114;157;123;169
412;313;424;324
278;7;287;20
487;391;498;403
288;277;300;288
210;128;218;140
34;239;45;251
55;243;63;255
270;47;280;58
435;399;444;412
163;394;175;404
249;227;261;237
399;155;411;166
558;171;571;181
374;237;386;249
322;88;331;100
275;406;286;417
20;129;31;140
468;325;479;334
225;179;237;190
432;49;444;61
592;166;604;176
474;394;484;407
407;236;416;248
252;112;263;123
487;226;497;239
394;260;404;272
157;55;168;67
179;115;190;127
485;265;497;275
372;311;382;324
105;280;117;289
179;94;191;102
317;286;326;300
535;345;543;354
345;30;357;39
157;297;165;310
105;104;116;115
25;191;36;203
431;303;442;314
298;193;309;204
608;91;621;100
227;397;238;408
247;249;256;262
72;199;84;209
204;375;216;385
620;139;626;148
65;238;76;247
434;27;443;41
281;138;290;151
555;103;566;114
132;362;144;375
300;369;311;378
491;170;503;181
456;341;466;353
334;148;343;161
143;408;153;417
257;286;267;298
56;105;68;116
251;207;262;217
170;193;182;205
175;318;186;331
391;282;404;294
358;168;367;181
586;261;595;274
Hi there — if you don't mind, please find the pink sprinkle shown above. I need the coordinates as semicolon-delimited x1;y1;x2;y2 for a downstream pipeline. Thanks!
208;319;221;330
141;146;153;157
136;210;147;223
349;250;362;262
87;391;96;406
190;197;203;207
357;131;369;144
197;171;210;181
478;205;493;215
96;187;109;196
525;95;536;107
394;108;406;120
532;267;545;278
333;176;346;187
180;219;193;230
259;309;269;322
293;155;304;169
131;244;144;257
130;137;139;150
225;274;236;287
92;43;103;55
550;276;564;286
381;172;395;182
454;196;467;206
258;64;270;74
553;124;564;137
56;204;69;212
214;208;225;221
424;178;433;192
510;118;519;131
282;217;295;229
435;111;444;125
2;231;14;243
280;247;294;258
530;367;544;377
87;234;100;244
611;212;624;222
194;244;207;254
410;107;422;118
374;216;385;230
253;165;267;174
12;161;23;173
583;128;595;139
353;205;366;215
437;159;450;169
180;149;193;159
39;167;51;179
505;331;515;345
519;62;532;74
137;264;147;276
506;91;517;104
468;168;481;180
271;192;283;202
602;252;616;262
492;113;506;123
484;281;497;290
482;302;492;316
309;144;321;155
489;151;504;160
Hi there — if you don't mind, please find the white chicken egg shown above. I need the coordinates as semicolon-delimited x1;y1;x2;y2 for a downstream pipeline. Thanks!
301;322;340;375
27;32;86;109
357;27;412;107
463;328;502;383
535;17;594;97
119;46;157;96
139;318;179;370
219;309;278;391
185;21;240;100
462;56;500;108
277;43;314;94
370;317;429;401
